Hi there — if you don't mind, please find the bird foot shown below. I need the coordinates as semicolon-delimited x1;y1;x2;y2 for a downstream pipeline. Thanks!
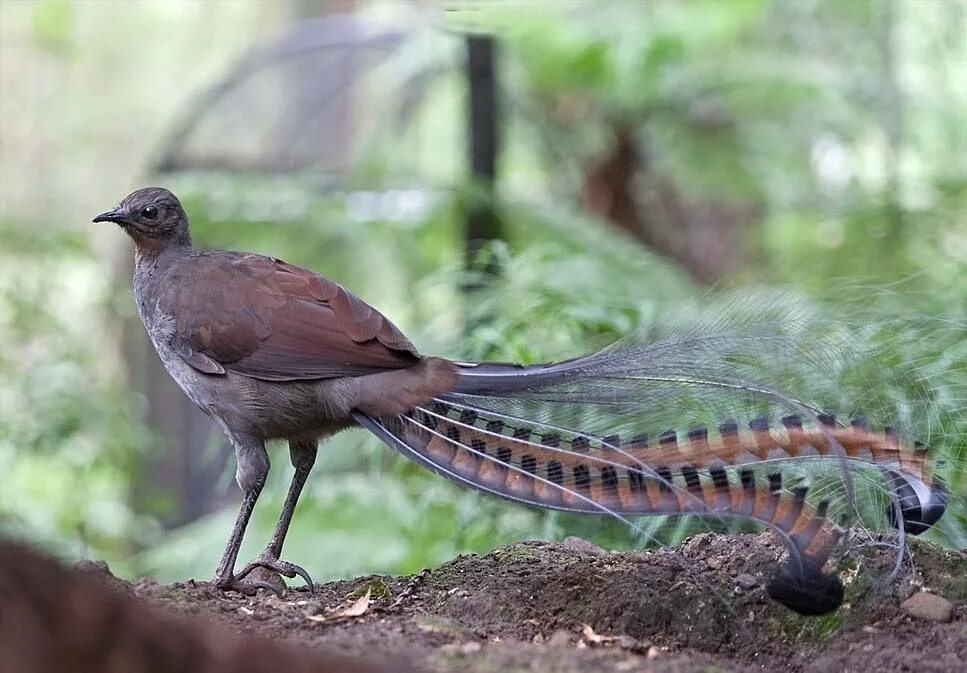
232;553;315;594
212;572;285;597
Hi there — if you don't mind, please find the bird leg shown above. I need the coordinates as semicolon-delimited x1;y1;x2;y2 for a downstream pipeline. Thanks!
233;439;317;591
212;434;278;595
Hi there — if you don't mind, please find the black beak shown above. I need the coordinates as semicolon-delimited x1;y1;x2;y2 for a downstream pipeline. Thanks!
92;208;127;224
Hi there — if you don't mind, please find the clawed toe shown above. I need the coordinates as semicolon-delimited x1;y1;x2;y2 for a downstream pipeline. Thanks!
213;575;285;598
233;554;314;593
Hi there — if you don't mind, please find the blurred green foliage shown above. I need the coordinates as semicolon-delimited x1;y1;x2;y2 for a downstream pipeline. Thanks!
30;0;74;55
1;0;964;583
0;218;155;560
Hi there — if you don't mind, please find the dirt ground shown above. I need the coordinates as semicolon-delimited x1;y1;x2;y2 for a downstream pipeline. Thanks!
120;533;964;673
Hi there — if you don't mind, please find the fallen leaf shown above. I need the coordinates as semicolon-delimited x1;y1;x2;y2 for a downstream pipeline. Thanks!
306;588;371;623
349;579;389;601
340;588;372;617
581;624;619;645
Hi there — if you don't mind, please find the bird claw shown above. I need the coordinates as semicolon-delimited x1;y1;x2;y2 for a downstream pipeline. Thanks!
212;574;285;598
232;554;315;593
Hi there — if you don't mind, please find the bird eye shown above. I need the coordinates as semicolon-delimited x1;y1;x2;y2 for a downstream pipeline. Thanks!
141;205;159;220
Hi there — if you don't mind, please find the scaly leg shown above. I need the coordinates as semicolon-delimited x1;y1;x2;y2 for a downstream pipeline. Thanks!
233;439;318;591
212;432;277;594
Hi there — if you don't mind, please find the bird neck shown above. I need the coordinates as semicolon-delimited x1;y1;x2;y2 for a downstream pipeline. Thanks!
134;232;192;266
133;234;193;269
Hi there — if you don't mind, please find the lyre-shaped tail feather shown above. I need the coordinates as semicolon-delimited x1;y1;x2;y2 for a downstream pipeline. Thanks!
354;404;848;615
356;302;952;615
448;335;948;538
354;382;945;615
432;405;945;532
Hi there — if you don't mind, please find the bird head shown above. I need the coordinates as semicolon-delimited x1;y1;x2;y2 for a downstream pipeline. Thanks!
94;187;191;250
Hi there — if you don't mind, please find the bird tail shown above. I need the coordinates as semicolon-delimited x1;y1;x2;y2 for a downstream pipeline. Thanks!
355;300;951;615
355;402;853;615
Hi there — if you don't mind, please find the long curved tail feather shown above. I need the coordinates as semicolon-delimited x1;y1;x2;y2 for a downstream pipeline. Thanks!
355;405;848;615
356;299;952;615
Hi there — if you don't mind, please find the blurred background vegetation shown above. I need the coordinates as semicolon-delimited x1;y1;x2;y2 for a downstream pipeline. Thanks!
0;0;964;583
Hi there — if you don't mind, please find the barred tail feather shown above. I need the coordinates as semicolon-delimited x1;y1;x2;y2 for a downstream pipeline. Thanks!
450;353;947;537
356;299;953;615
353;404;847;615
354;388;946;614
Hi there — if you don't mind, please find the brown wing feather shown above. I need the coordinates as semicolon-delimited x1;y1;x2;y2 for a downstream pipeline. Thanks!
160;251;420;380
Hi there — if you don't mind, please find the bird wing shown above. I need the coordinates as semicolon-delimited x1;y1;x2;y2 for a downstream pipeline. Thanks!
158;251;420;380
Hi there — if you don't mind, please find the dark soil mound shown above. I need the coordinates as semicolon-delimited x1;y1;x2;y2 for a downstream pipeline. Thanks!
125;532;965;672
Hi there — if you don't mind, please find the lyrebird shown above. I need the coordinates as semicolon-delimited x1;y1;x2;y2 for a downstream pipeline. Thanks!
95;187;947;615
